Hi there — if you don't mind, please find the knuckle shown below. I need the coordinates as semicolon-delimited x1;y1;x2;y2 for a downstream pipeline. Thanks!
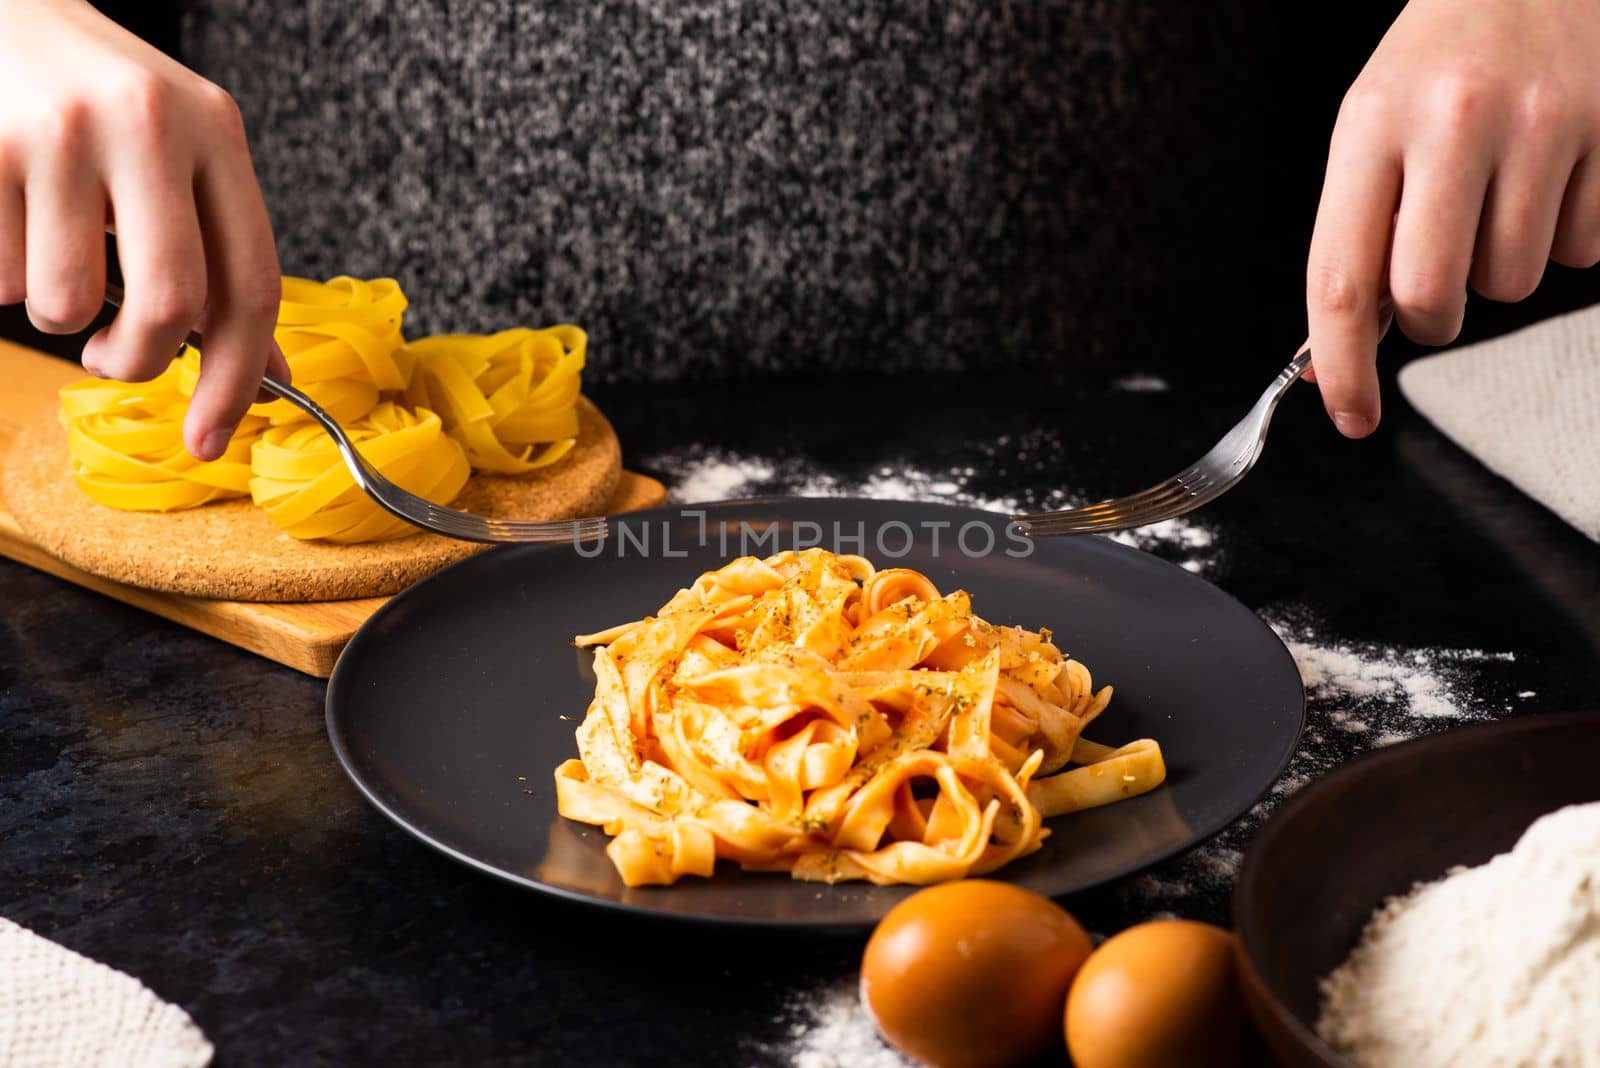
1431;69;1495;135
1517;79;1571;135
1550;233;1600;269
55;282;102;325
1308;262;1369;317
196;82;247;140
201;259;280;331
40;97;93;153
1389;268;1457;317
28;286;100;333
1402;317;1463;347
1337;82;1391;129
1396;310;1462;347
117;71;173;139
237;267;282;319
99;348;174;383
1472;259;1543;302
138;276;208;329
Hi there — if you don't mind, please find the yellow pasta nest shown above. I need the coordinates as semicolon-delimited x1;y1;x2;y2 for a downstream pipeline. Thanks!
59;275;589;543
58;364;264;512
178;276;410;426
249;402;471;543
555;549;1166;887
402;326;585;474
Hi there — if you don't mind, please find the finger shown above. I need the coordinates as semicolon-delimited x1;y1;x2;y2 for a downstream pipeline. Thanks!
1301;298;1392;387
183;96;280;460
1550;153;1600;269
254;339;290;405
23;110;106;334
0;162;22;305
80;154;207;383
1386;151;1490;345
1306;100;1401;439
1469;117;1575;301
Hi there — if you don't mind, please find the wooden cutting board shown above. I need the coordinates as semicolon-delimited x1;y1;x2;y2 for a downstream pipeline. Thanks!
0;338;667;676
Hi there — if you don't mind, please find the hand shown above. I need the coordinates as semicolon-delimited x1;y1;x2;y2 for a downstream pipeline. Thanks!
1306;0;1600;438
0;0;287;459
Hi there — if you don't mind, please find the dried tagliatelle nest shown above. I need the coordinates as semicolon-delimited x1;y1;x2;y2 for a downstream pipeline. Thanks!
57;275;587;543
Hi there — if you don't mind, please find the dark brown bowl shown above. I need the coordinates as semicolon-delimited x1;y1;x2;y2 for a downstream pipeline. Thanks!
1232;713;1600;1068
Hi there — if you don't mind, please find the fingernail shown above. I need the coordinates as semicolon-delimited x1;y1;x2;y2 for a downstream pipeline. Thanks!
1333;411;1374;438
83;360;107;379
199;427;233;461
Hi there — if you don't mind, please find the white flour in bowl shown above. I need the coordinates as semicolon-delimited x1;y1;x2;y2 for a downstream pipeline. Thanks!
1317;801;1600;1068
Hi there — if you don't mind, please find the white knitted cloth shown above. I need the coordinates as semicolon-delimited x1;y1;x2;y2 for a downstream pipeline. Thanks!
0;919;212;1068
1399;302;1600;542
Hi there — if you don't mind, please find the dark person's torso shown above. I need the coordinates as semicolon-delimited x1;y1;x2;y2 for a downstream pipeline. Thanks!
178;1;1325;383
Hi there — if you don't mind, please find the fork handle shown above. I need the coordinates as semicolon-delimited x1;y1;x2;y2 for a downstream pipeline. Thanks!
1280;343;1312;390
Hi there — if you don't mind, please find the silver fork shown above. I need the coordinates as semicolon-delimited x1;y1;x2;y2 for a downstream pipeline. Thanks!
1012;346;1312;537
102;283;606;545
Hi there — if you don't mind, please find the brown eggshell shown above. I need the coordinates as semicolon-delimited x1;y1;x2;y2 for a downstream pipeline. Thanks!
860;880;1094;1068
1065;920;1257;1068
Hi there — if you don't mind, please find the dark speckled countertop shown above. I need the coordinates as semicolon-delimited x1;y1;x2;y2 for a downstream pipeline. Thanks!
3;357;1598;1066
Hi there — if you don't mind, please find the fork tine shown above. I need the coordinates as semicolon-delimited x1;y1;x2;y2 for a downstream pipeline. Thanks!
1087;475;1205;515
1013;469;1205;526
1015;468;1226;536
1021;491;1217;537
1013;478;1186;524
418;510;608;545
1021;477;1229;536
1018;460;1224;521
400;489;610;544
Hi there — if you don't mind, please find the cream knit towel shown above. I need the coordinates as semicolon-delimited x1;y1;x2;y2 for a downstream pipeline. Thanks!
1398;301;1600;542
0;918;212;1068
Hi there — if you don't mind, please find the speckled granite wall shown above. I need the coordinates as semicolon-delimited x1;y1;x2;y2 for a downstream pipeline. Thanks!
181;2;1273;383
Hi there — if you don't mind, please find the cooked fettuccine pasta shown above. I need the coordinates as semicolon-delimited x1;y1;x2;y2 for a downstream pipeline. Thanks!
554;549;1166;887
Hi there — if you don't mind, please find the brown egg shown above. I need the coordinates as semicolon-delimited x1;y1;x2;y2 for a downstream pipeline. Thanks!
1065;920;1255;1068
860;880;1093;1068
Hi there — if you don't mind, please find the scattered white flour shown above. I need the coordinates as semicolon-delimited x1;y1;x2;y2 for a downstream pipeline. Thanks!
1111;374;1171;393
1272;616;1516;722
670;454;776;503
1114;609;1522;909
1107;518;1217;573
770;983;910;1068
1318;802;1600;1068
644;445;1222;575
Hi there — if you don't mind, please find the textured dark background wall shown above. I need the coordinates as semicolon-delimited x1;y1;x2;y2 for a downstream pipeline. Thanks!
2;1;1593;388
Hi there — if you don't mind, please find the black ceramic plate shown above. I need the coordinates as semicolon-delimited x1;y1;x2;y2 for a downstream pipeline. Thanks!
327;499;1304;929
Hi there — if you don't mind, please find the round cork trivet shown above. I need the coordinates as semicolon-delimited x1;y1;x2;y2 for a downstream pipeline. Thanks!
1;396;621;602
